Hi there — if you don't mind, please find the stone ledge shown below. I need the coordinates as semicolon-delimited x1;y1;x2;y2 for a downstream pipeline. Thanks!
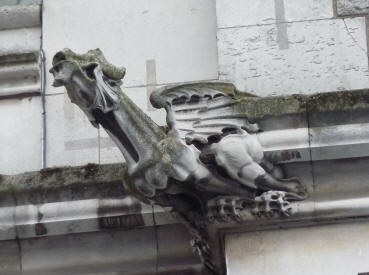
0;163;126;204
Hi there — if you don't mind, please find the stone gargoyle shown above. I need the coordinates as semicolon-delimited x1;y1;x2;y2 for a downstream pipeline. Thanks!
49;48;308;274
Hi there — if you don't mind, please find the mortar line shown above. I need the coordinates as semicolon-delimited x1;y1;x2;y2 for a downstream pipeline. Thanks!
342;18;368;55
216;16;364;30
152;204;159;274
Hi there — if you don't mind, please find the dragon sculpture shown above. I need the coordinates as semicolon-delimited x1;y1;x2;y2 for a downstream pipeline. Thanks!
49;48;308;274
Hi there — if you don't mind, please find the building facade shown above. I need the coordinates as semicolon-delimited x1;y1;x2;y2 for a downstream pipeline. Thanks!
0;0;369;274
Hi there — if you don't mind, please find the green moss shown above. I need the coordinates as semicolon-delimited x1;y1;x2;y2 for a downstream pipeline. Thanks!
234;89;369;119
308;89;369;112
53;48;126;81
0;163;126;194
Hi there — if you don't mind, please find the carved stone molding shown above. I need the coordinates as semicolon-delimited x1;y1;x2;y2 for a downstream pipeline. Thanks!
0;4;41;98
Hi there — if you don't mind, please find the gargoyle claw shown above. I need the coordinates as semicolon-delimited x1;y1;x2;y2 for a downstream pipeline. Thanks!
251;191;294;218
207;196;251;223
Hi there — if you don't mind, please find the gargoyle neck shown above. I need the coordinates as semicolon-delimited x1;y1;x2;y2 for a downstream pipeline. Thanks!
93;91;166;166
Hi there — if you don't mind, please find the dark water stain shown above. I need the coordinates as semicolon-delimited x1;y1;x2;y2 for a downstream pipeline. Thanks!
97;196;145;230
35;209;47;236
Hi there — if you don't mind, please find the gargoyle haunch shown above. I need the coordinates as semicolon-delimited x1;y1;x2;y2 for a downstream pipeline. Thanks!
49;48;307;272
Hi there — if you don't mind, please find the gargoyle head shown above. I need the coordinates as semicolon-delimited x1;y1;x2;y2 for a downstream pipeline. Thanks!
49;48;126;127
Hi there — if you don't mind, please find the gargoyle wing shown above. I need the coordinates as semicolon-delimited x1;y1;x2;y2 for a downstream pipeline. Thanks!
150;82;259;145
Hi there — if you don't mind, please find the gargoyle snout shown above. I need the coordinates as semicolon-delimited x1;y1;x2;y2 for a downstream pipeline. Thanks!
49;66;65;87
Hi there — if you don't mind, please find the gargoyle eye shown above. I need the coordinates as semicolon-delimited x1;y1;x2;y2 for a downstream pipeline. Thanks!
83;63;98;80
53;66;60;73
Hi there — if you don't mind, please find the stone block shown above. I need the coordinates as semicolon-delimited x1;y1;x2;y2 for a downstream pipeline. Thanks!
337;0;369;16
0;27;40;56
45;93;99;167
0;240;20;275
226;221;369;275
43;0;218;94
312;158;369;201
218;17;369;96
156;224;203;274
307;90;369;161
21;228;157;274
0;52;40;97
216;0;333;28
0;97;42;174
0;4;40;30
0;0;40;5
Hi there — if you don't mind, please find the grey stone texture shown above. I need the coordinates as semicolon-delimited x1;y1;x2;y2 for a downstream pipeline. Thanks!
216;0;333;28
0;4;40;30
226;221;369;275
337;0;369;16
0;0;40;6
217;17;369;96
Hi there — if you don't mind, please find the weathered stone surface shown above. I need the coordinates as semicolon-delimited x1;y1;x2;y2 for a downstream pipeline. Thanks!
0;163;125;201
0;97;42;175
0;52;40;97
0;240;20;274
45;93;99;168
0;4;40;31
0;27;40;56
156;224;203;274
0;0;40;5
216;0;333;28
0;224;201;275
226;221;369;275
337;0;369;16
0;4;41;99
20;227;158;275
218;17;369;96
43;0;218;94
2;88;369;196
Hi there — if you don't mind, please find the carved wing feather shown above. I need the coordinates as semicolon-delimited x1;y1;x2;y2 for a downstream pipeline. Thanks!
150;82;259;144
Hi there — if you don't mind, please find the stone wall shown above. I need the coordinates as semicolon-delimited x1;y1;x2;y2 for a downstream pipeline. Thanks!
217;0;369;96
0;0;368;175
